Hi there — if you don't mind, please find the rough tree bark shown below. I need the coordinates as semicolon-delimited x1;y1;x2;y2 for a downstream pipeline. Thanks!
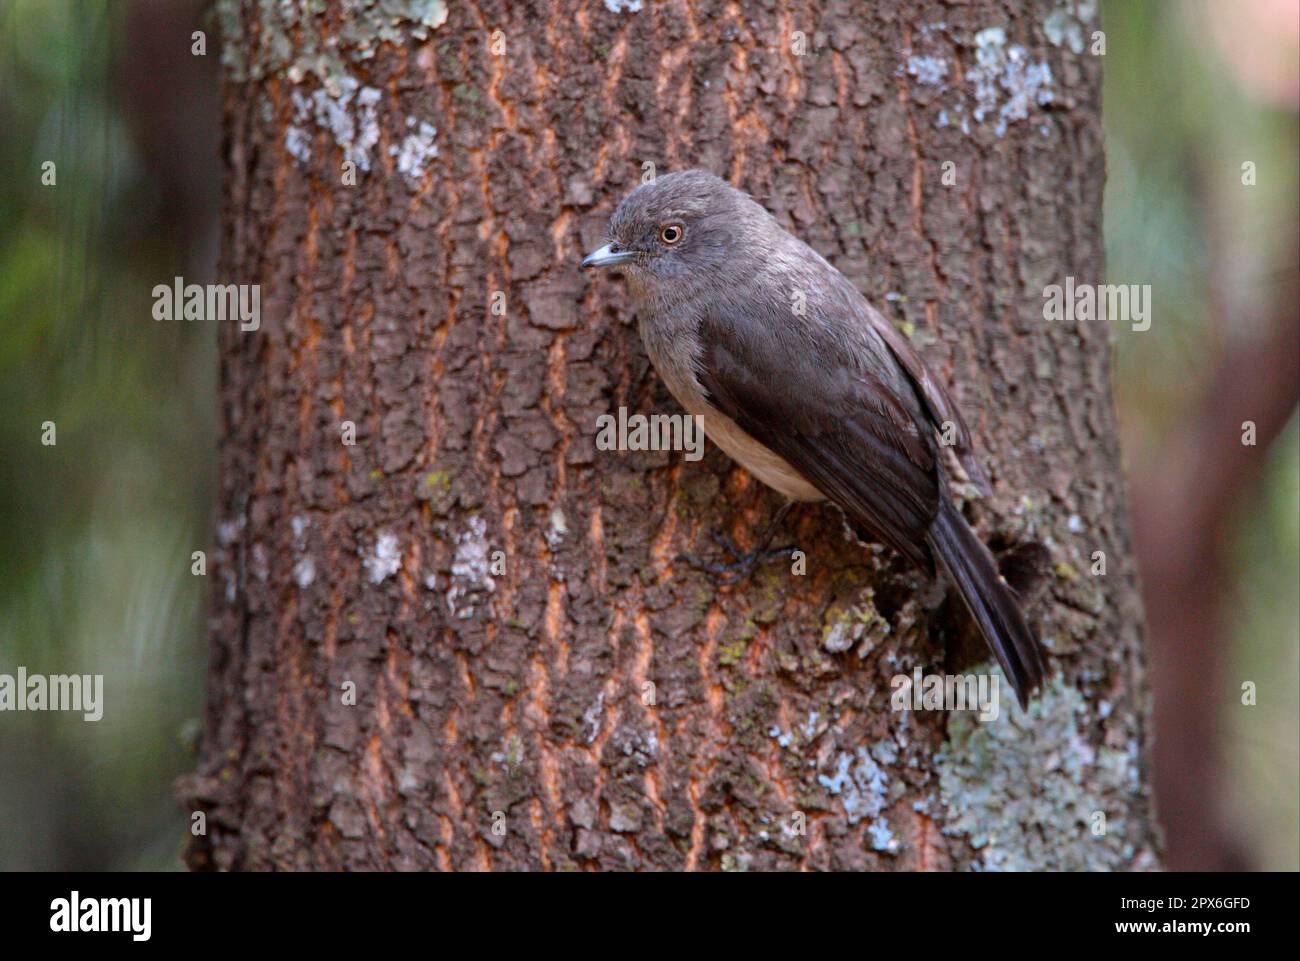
180;0;1160;871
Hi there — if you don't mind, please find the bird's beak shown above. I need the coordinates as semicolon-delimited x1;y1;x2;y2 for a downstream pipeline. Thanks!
581;242;635;269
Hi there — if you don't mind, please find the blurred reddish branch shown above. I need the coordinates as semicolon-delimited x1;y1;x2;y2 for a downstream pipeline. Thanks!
118;0;219;260
1134;234;1299;871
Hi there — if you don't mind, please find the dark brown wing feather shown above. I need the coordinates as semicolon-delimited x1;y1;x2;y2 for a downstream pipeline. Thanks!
694;305;942;570
863;303;992;494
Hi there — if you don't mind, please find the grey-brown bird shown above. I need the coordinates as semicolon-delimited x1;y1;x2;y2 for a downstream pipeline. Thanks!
581;169;1047;707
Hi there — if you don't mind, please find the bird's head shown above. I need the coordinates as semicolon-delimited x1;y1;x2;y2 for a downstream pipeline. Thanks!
581;170;761;299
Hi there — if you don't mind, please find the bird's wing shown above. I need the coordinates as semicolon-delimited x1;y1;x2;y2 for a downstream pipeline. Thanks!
694;304;941;570
862;302;991;494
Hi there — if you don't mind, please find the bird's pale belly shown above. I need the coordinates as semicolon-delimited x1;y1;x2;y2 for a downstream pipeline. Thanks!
698;407;826;501
643;323;824;502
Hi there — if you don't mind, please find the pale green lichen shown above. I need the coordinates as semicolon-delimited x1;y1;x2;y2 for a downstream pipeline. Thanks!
1043;1;1098;55
218;0;449;84
818;739;903;852
423;470;451;490
965;24;1055;138
937;673;1148;870
716;637;748;668
219;1;447;174
820;590;890;657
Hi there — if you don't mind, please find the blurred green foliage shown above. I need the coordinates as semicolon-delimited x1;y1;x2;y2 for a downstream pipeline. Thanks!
1103;0;1298;869
1;0;215;869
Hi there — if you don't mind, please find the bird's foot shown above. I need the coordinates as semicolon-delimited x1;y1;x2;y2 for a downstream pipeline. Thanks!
676;501;797;585
677;531;796;585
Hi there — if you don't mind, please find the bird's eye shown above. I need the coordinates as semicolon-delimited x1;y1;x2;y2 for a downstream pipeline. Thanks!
659;224;683;245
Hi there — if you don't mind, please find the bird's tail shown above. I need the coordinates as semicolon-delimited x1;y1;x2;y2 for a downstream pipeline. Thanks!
926;501;1047;709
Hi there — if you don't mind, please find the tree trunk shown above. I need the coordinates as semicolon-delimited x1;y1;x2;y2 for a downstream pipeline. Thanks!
181;0;1159;871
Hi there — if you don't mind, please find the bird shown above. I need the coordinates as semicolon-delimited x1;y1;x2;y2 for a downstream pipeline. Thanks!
581;169;1047;708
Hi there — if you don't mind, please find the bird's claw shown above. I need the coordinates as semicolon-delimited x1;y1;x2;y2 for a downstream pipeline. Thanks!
677;539;796;585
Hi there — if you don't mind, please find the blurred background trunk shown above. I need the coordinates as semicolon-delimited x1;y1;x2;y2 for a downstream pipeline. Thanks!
178;0;1161;871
